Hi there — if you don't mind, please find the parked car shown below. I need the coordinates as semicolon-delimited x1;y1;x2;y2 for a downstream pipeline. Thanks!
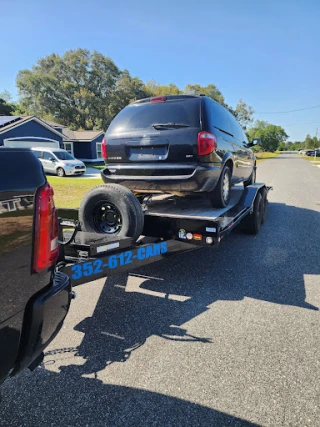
306;149;320;157
0;147;72;387
100;95;257;208
31;147;86;177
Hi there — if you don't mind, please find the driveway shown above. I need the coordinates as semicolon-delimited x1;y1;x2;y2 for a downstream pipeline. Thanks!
1;153;320;426
82;166;101;178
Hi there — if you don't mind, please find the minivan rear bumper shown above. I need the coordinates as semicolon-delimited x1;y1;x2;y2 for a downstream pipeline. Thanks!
101;163;221;193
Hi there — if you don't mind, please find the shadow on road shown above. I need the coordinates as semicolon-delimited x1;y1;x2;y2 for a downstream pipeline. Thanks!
2;201;319;426
52;201;319;377
1;369;259;426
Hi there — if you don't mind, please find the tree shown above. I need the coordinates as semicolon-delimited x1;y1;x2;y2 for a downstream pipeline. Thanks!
227;99;254;130
107;70;149;125
0;90;25;116
0;90;12;103
144;80;181;96
304;134;314;149
0;98;15;116
16;49;122;130
183;83;225;105
248;121;288;152
15;49;254;131
303;134;318;150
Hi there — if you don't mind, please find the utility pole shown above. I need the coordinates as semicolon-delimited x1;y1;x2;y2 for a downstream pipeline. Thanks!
315;128;318;162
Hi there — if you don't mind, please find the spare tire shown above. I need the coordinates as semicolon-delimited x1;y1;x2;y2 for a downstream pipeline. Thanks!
79;184;144;241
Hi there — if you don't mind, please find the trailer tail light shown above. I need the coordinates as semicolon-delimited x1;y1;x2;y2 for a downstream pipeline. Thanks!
33;183;59;273
102;137;107;159
197;131;216;156
150;96;167;103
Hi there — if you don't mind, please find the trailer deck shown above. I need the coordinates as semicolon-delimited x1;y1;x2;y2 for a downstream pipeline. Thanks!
57;183;270;287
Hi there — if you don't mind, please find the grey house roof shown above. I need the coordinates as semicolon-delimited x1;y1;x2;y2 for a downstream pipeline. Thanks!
43;120;68;129
62;128;104;141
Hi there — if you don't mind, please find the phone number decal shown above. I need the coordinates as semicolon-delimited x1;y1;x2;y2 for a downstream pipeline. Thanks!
70;242;168;280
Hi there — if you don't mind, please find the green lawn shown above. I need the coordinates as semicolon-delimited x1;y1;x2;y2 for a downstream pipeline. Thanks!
48;176;102;208
302;155;320;163
85;163;104;170
255;152;280;163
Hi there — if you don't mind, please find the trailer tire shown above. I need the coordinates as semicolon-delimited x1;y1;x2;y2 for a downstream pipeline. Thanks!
79;184;144;241
260;187;268;224
242;192;263;235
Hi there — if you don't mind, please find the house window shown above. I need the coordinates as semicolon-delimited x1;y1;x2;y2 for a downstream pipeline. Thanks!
64;142;73;155
96;143;102;159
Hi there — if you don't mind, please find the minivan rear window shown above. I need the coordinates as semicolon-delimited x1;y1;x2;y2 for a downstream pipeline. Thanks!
107;98;201;134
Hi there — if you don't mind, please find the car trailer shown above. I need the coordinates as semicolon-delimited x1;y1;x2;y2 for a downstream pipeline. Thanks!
57;183;271;287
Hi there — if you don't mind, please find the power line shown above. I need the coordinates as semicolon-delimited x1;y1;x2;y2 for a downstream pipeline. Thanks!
281;121;320;127
256;104;320;114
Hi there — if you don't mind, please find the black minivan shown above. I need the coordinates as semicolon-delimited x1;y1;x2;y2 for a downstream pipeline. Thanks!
101;95;257;207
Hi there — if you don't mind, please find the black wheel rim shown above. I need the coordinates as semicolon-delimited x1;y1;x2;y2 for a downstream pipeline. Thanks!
92;202;122;234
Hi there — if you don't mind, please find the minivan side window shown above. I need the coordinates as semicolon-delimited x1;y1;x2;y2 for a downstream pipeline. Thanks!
43;152;53;160
206;99;232;135
226;110;245;142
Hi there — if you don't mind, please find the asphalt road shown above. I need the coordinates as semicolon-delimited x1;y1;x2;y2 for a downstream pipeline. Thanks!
1;153;320;427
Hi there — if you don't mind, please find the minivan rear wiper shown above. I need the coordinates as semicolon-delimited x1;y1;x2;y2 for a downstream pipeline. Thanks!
152;123;190;129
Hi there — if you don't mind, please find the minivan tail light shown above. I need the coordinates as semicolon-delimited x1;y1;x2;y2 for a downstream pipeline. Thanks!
102;137;107;159
197;131;217;156
33;183;59;273
150;96;167;103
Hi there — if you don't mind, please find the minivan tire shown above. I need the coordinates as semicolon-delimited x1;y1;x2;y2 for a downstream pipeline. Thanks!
209;165;231;208
79;184;144;241
244;165;256;187
57;167;65;177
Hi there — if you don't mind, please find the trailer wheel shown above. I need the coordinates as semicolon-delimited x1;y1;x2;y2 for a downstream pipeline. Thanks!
260;187;268;224
79;184;144;241
242;192;263;235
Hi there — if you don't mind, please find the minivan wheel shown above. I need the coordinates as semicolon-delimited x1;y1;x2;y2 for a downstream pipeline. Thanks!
57;167;65;177
244;166;256;187
209;165;231;208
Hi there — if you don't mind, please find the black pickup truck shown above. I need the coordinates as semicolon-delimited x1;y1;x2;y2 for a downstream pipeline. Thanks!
0;147;72;386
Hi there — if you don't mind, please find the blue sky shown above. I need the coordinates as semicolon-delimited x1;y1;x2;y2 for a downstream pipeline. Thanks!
2;0;320;141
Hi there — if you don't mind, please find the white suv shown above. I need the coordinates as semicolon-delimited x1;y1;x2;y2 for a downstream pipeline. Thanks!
32;147;86;177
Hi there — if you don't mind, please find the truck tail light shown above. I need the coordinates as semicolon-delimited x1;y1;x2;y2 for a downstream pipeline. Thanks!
197;131;217;156
102;137;107;159
33;183;59;273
